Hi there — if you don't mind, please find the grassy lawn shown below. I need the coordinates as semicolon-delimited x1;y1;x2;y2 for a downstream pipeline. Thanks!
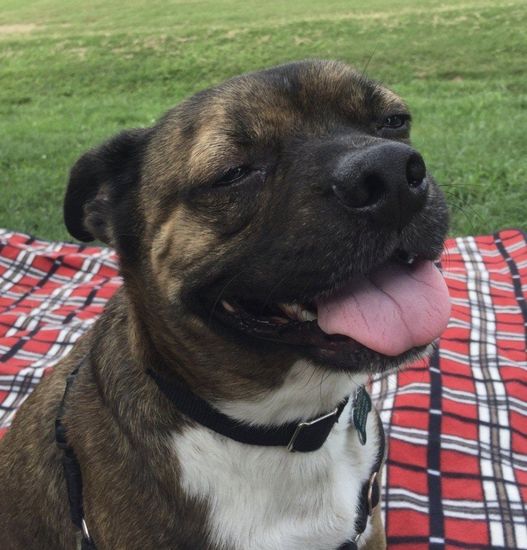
1;0;525;241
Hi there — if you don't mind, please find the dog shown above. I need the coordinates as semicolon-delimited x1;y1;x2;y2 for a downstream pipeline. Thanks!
0;60;451;549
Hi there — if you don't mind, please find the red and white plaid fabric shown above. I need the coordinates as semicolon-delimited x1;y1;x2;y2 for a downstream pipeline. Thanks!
1;228;526;549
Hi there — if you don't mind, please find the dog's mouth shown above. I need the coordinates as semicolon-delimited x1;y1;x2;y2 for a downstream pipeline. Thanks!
209;249;451;365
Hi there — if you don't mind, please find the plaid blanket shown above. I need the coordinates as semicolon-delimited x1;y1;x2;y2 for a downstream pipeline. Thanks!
0;228;526;549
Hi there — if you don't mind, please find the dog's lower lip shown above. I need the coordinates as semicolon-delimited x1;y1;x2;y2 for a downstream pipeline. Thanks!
216;298;354;346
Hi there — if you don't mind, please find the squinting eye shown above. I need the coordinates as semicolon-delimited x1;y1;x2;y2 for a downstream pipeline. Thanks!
382;115;409;129
214;166;250;186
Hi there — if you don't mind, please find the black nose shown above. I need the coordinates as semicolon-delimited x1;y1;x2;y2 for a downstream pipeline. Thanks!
331;142;428;229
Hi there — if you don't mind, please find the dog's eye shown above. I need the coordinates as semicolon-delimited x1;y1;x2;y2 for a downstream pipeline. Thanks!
214;166;251;186
381;114;410;130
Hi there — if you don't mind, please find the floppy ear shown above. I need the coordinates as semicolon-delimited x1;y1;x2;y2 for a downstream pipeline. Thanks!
64;128;151;246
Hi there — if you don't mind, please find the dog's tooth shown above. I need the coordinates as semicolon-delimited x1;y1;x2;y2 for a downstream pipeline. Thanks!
291;304;303;320
279;303;316;322
221;300;236;313
302;309;317;322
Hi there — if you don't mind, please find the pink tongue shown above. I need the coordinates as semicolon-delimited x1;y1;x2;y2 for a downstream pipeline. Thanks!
316;261;451;356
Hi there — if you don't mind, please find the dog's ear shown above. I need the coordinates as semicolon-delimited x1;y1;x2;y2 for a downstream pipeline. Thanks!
64;128;151;246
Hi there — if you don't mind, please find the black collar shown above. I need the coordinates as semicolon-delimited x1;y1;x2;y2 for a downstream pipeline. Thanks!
147;368;349;453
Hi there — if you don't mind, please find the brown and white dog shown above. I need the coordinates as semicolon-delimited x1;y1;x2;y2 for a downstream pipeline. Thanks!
0;60;451;549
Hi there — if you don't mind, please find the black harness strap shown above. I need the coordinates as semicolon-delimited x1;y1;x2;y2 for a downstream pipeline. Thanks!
55;358;97;550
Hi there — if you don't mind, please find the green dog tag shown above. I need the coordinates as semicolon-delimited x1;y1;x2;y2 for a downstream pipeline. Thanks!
353;386;372;446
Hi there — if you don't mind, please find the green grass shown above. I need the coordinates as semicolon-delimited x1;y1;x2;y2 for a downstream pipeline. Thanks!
1;0;525;240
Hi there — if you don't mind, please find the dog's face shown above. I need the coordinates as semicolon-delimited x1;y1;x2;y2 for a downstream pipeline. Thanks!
64;60;450;394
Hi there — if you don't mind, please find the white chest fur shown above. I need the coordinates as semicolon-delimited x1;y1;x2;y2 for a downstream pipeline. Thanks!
171;362;380;550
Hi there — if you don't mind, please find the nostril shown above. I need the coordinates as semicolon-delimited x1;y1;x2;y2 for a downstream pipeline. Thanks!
406;153;427;188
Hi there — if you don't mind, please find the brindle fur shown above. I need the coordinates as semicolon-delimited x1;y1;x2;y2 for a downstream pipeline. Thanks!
0;60;448;549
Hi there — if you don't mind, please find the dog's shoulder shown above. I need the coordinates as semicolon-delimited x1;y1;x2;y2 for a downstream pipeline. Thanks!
0;345;90;549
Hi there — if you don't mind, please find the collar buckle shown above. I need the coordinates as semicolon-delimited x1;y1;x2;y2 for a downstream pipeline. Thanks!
287;406;341;452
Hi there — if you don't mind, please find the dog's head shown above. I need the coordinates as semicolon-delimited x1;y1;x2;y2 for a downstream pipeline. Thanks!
64;60;450;394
